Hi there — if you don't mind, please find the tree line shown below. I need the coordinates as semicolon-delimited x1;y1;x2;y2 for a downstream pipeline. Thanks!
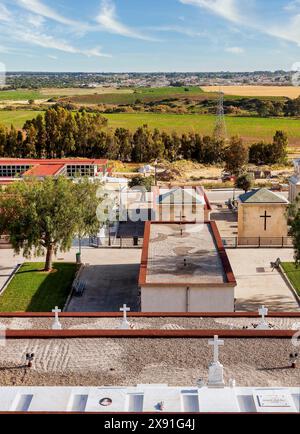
0;107;288;167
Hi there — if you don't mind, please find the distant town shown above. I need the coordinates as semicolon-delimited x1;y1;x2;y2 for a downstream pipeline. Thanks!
3;70;294;89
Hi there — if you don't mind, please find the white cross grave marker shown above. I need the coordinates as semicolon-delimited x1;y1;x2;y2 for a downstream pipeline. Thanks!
209;335;224;363
208;335;225;388
52;306;62;330
256;305;270;330
119;304;130;330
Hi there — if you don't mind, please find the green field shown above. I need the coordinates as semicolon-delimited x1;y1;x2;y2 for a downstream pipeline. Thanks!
64;86;207;105
0;262;77;312
1;110;300;145
0;110;41;128
105;113;300;145
0;89;47;101
281;262;300;296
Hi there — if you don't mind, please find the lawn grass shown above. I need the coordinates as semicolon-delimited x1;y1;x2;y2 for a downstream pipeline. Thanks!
281;262;300;296
0;262;77;312
0;110;42;128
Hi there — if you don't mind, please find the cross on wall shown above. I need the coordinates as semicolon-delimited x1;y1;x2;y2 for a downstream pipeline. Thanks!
260;210;271;231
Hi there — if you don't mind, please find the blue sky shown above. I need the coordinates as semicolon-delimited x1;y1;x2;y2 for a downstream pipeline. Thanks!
1;0;300;71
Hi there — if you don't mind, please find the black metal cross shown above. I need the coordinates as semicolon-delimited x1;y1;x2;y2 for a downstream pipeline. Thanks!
260;210;271;231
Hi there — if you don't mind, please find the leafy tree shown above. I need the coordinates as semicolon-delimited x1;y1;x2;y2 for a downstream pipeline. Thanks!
287;197;300;265
235;173;253;193
271;130;288;164
129;175;154;192
0;124;6;155
73;178;104;253
224;136;249;175
0;177;103;271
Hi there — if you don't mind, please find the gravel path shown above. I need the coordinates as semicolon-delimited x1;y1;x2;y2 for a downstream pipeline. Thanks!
0;317;299;330
0;338;298;388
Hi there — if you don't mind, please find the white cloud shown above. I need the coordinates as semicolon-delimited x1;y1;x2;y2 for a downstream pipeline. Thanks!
149;25;206;38
96;0;154;40
0;3;111;58
18;30;111;57
268;15;300;47
0;4;11;22
179;0;241;23
180;0;300;47
26;13;45;28
225;46;244;54
15;0;77;26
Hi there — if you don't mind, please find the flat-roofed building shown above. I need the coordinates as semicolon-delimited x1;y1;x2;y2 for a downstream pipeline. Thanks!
139;221;236;312
0;158;109;182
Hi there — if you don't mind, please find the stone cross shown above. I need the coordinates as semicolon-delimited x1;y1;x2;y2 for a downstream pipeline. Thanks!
120;304;130;321
208;335;225;388
209;335;224;363
119;304;130;330
259;305;268;322
256;305;270;330
51;306;62;330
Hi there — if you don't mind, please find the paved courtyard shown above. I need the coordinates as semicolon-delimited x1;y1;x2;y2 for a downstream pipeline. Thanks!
227;248;300;311
0;248;141;312
0;245;299;312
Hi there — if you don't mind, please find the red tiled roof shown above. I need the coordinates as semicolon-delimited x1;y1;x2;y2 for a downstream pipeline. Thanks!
24;164;65;177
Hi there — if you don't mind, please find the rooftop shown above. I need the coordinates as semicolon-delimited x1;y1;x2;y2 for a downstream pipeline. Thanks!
157;187;206;205
239;188;288;204
139;222;236;286
0;337;298;388
0;385;299;413
0;315;299;330
24;164;64;177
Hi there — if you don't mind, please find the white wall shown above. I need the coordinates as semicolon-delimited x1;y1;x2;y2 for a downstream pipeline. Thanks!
141;286;235;312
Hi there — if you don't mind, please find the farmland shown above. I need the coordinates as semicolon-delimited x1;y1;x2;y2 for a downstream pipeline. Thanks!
1;110;300;146
203;86;300;99
105;113;300;145
0;87;133;102
0;110;42;128
62;86;207;105
0;89;47;101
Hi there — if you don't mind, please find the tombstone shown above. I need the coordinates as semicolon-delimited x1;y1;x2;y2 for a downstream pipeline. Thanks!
208;335;225;388
119;304;131;330
51;306;62;330
256;305;271;330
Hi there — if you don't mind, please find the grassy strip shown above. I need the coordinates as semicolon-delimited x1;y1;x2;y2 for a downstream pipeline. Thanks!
0;262;77;312
281;262;300;296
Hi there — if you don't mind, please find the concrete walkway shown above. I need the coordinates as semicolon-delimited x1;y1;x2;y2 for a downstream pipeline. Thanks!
227;248;300;311
1;247;299;312
0;247;142;312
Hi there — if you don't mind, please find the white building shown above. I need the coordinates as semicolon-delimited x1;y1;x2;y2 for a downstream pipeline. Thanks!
139;221;236;312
